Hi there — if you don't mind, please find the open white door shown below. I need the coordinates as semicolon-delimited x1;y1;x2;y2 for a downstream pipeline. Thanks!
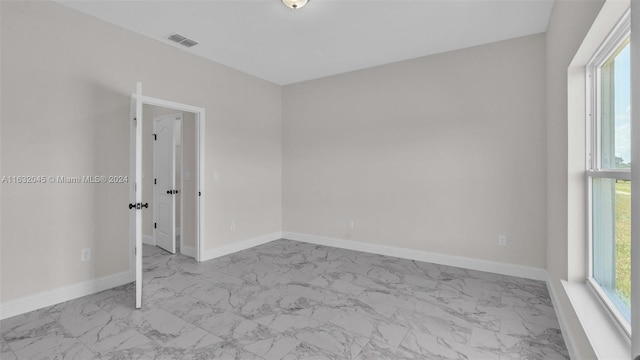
153;114;179;254
129;82;144;309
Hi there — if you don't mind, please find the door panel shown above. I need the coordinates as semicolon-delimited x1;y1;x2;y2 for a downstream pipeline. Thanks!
154;114;179;254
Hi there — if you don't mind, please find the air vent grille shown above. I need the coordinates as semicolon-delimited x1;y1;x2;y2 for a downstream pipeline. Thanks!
180;39;199;48
166;33;198;48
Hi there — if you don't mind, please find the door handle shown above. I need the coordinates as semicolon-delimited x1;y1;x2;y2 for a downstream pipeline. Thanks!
166;190;179;194
129;202;149;209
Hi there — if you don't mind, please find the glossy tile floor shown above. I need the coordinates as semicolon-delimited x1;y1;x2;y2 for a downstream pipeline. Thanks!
1;239;568;359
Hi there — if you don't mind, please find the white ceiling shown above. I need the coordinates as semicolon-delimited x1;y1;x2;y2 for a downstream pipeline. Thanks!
58;0;554;85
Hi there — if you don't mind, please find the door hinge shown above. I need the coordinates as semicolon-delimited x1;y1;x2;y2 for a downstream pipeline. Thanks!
154;178;157;185
134;117;137;127
154;222;157;229
153;134;157;141
198;191;201;196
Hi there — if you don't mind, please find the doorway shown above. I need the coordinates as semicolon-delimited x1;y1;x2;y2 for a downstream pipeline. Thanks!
141;108;200;258
129;84;206;308
140;105;203;259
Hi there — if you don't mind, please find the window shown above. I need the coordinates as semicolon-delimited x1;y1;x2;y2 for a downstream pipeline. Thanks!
587;11;631;335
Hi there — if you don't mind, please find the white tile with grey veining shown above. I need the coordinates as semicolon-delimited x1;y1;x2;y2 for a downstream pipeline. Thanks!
78;318;152;355
293;307;338;326
2;312;82;360
470;326;568;360
195;310;279;346
400;328;500;360
220;258;281;279
0;240;568;360
236;286;321;321
189;282;258;313
255;313;308;332
157;294;225;324
100;342;245;360
99;343;171;360
501;294;560;329
320;289;398;320
276;267;318;283
281;341;341;360
419;296;502;332
1;311;60;341
391;308;472;345
500;316;567;355
0;337;17;360
329;307;408;348
126;307;224;350
310;276;367;297
244;335;300;360
355;339;422;360
18;339;95;360
356;289;424;314
57;306;114;338
286;322;370;359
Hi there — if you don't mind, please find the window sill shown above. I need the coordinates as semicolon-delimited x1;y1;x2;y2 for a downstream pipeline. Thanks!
562;280;630;360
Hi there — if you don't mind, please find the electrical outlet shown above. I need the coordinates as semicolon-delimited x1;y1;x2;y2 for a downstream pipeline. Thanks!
81;248;91;262
498;235;507;247
348;220;354;229
230;221;236;231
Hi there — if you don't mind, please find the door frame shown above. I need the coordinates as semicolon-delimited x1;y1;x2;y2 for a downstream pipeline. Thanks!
129;94;206;274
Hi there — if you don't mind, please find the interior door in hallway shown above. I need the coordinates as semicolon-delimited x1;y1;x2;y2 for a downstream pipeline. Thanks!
154;113;180;254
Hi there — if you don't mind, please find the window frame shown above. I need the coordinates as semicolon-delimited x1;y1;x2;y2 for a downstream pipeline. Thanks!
585;9;631;339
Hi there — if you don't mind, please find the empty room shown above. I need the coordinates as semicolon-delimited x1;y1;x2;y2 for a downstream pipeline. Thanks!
1;0;639;359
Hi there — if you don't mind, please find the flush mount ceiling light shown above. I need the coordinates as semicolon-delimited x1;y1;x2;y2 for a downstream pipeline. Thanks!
282;0;308;10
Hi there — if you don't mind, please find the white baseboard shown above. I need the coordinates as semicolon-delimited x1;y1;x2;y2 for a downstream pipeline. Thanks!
201;231;283;261
181;245;196;258
143;234;155;246
547;279;578;360
282;232;548;281
0;270;133;320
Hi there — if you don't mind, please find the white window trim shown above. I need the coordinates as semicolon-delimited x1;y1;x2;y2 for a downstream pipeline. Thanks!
586;10;631;173
585;8;632;341
586;169;631;180
586;278;631;338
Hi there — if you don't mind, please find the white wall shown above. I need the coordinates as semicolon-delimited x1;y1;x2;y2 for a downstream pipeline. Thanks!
0;1;282;303
546;0;605;358
283;33;547;269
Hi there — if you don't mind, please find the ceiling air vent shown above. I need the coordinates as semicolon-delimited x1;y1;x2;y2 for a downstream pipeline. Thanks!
166;33;199;48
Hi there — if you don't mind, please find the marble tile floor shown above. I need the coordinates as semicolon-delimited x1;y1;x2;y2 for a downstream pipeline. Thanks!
1;239;569;359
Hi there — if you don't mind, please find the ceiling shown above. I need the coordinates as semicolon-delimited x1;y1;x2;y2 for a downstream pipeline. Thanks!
57;0;554;85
